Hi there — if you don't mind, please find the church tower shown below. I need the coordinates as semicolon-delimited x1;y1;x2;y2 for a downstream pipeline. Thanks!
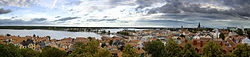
197;22;200;30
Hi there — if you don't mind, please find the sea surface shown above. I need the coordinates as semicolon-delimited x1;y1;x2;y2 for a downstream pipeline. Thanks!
0;29;145;39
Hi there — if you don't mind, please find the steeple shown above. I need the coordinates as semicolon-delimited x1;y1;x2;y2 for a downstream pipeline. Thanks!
197;22;200;30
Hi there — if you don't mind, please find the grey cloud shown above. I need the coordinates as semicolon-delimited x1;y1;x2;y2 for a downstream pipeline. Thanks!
199;16;226;19
66;0;135;12
148;0;218;13
66;1;82;5
31;18;47;21
0;0;38;7
135;19;195;28
109;0;136;6
135;0;165;10
109;0;165;10
87;19;117;22
137;12;249;28
157;13;238;22
0;19;26;25
103;16;108;18
222;0;250;19
137;19;193;24
55;16;61;18
0;8;11;14
120;21;129;23
54;17;81;22
143;0;250;19
0;18;50;25
11;16;18;19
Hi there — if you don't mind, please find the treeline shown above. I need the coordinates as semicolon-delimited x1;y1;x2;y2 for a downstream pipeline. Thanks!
0;43;68;57
1;39;249;57
0;39;138;57
145;39;250;57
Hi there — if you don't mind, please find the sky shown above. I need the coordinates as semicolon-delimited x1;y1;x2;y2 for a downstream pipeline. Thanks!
0;0;250;28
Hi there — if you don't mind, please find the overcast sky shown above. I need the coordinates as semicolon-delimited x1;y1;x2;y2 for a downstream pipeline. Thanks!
0;0;250;28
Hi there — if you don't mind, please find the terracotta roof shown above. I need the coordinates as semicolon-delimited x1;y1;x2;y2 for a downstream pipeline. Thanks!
130;40;140;43
12;40;22;44
58;47;66;51
51;39;57;42
110;50;120;53
213;38;223;42
35;45;41;48
0;36;11;39
75;38;88;42
137;48;145;54
0;41;6;44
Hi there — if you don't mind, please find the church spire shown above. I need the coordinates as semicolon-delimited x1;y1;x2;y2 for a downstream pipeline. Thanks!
197;22;200;30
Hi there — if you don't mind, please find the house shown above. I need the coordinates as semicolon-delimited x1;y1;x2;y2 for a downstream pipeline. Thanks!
241;37;250;46
60;38;73;43
19;39;36;50
74;37;89;44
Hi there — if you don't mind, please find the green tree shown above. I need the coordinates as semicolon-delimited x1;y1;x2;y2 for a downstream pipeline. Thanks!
117;31;130;36
102;30;106;34
109;40;113;46
73;42;86;49
231;44;250;57
182;43;199;57
40;46;66;57
247;30;250;38
88;37;93;41
20;48;40;57
202;41;224;57
70;40;97;57
101;43;107;48
6;33;11;37
70;39;112;57
180;34;185;38
0;44;22;57
145;40;165;57
164;38;182;57
237;29;244;35
219;33;225;40
69;42;87;57
108;31;111;35
33;34;36;37
85;39;99;56
122;44;139;57
94;49;112;57
46;36;51;41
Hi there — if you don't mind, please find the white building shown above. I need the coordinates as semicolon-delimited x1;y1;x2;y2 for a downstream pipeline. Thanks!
241;37;250;46
212;28;220;38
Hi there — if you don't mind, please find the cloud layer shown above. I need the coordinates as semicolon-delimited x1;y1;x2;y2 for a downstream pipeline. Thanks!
0;0;249;28
54;17;81;22
146;0;250;19
0;8;11;14
0;18;49;25
0;0;38;7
